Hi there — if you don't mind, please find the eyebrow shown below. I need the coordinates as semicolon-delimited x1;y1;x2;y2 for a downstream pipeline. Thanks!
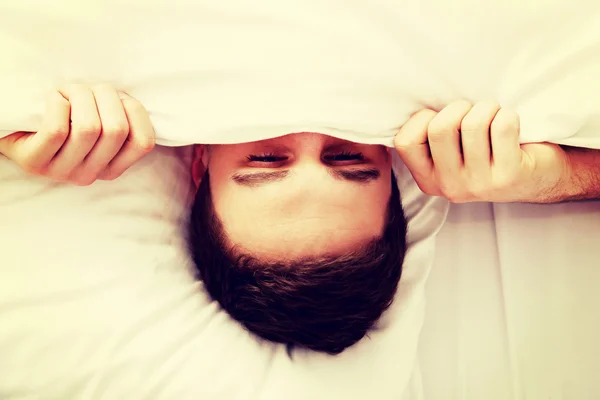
231;167;381;187
231;170;290;187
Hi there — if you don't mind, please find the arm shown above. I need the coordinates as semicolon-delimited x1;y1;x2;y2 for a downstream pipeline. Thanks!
394;100;600;204
555;146;600;202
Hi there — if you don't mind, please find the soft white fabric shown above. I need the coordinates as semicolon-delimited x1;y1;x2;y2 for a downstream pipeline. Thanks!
1;0;599;148
419;200;600;400
0;147;448;399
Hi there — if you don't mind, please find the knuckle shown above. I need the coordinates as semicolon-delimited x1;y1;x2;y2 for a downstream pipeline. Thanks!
102;123;129;140
54;92;71;108
426;122;447;143
393;136;411;153
428;100;473;142
460;114;486;134
121;96;145;113
491;109;520;135
74;123;102;142
461;103;500;132
426;117;445;136
46;127;69;144
132;137;156;153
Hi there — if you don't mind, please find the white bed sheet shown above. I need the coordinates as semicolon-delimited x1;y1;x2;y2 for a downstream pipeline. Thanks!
419;200;600;400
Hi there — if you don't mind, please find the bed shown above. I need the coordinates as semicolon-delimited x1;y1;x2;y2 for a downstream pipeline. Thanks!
1;0;599;398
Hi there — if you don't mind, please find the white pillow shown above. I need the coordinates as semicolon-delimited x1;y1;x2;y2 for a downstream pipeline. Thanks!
0;146;447;399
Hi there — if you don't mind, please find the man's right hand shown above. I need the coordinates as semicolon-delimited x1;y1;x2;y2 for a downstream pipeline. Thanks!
0;84;156;186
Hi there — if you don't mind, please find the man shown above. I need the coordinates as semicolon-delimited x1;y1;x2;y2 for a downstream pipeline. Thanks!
0;85;406;355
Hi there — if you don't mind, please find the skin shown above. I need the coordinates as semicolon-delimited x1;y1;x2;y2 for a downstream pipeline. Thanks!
193;132;393;260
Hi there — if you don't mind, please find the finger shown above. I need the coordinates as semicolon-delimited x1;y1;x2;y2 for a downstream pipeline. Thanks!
394;109;438;190
460;101;500;170
99;94;155;180
427;100;472;179
490;108;521;169
0;131;26;157
50;85;102;178
72;85;129;184
7;92;70;171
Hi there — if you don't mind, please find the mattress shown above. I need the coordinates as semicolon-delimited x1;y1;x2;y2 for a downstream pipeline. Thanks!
419;200;600;400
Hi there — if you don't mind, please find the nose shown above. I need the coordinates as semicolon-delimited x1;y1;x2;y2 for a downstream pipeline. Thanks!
287;132;335;188
291;131;327;155
290;160;336;206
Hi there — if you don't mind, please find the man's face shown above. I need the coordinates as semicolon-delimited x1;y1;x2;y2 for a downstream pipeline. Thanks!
198;132;393;260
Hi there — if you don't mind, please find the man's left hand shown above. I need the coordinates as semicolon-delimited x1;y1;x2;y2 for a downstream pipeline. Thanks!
393;100;574;203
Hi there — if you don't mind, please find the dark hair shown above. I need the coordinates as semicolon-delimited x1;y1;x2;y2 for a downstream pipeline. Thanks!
188;171;407;355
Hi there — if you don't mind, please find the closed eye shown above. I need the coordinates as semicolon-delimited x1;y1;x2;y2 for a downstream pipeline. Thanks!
323;151;364;164
247;154;287;163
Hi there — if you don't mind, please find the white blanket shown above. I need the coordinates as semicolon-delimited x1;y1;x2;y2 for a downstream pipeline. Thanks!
1;0;599;148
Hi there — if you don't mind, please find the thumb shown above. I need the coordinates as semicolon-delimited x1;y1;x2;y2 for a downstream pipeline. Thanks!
520;142;567;176
519;143;569;199
394;109;437;179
